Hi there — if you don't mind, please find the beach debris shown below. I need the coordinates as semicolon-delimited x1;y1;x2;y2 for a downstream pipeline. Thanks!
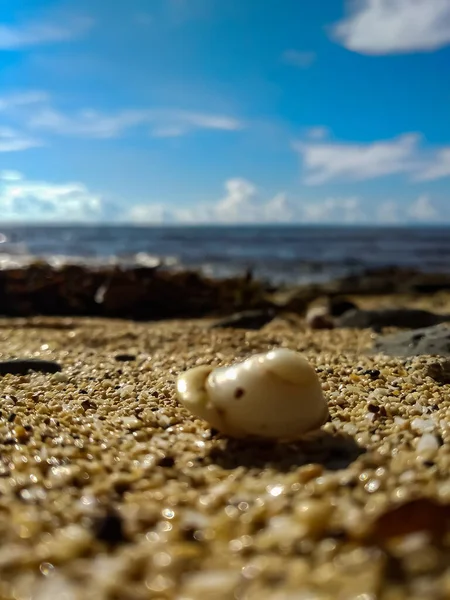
0;358;62;376
338;308;450;331
372;324;450;356
176;348;328;440
305;306;335;330
212;309;276;330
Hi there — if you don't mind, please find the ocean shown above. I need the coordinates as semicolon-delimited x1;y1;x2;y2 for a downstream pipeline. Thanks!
1;225;449;285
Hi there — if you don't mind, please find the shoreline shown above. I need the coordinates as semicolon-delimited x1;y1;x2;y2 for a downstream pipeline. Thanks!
2;261;450;320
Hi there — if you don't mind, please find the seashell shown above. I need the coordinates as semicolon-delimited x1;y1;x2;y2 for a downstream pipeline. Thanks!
176;349;328;440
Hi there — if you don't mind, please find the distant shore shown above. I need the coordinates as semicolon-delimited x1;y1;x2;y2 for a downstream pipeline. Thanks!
1;260;450;319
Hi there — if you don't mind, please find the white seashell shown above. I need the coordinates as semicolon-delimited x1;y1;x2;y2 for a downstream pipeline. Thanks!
176;349;328;440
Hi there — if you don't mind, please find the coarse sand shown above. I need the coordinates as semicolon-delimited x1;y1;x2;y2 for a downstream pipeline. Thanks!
0;297;450;599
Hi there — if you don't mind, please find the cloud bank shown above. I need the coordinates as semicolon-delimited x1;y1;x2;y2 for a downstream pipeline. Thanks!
294;133;450;184
331;0;450;55
1;172;446;225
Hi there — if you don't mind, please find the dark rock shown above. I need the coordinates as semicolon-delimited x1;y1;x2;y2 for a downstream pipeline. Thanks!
425;361;450;384
212;309;276;330
115;354;136;362
157;455;175;468
372;324;450;356
328;297;358;317
93;509;126;547
363;369;381;379
0;359;62;375
338;308;450;330
81;399;96;411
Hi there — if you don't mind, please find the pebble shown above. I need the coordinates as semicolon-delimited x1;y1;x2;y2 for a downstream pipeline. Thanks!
425;361;450;384
115;354;136;362
306;307;335;330
339;308;450;331
211;309;276;330
294;498;333;537
416;434;440;457
92;509;126;547
176;348;329;440
373;324;450;356
0;359;62;375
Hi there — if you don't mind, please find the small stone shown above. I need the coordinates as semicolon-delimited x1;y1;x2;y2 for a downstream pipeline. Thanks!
115;354;136;362
294;498;334;537
339;308;449;331
425;361;450;384
52;372;69;383
363;369;381;379
306;307;335;330
0;359;62;376
297;463;324;484
92;509;126;547
373;324;450;357
212;309;276;330
411;418;436;434
176;348;328;440
81;399;96;411
14;425;29;442
416;433;440;457
157;455;175;468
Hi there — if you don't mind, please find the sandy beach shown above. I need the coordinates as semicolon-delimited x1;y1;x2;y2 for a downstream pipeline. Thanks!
0;293;449;599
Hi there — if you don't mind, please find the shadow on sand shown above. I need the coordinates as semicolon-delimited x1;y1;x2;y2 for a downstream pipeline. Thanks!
207;431;364;472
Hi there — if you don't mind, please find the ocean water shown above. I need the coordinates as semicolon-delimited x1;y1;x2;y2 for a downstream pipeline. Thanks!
1;225;449;285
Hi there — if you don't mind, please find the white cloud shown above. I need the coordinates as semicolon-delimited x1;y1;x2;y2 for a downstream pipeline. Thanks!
0;127;42;152
294;133;420;185
408;195;438;220
263;193;294;223
152;126;187;138
302;197;367;223
128;179;294;225
0;175;104;222
377;201;400;224
3;174;445;225
0;15;93;50
0;170;23;182
282;50;316;67
414;148;450;181
332;0;450;55
25;105;243;139
28;108;149;139
127;204;173;224
215;178;258;223
127;179;370;225
306;127;329;140
0;91;49;111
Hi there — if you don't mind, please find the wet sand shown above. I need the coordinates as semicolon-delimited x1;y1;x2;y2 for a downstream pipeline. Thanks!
0;295;450;599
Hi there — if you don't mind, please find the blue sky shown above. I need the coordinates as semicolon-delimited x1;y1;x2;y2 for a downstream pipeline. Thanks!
0;0;449;224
